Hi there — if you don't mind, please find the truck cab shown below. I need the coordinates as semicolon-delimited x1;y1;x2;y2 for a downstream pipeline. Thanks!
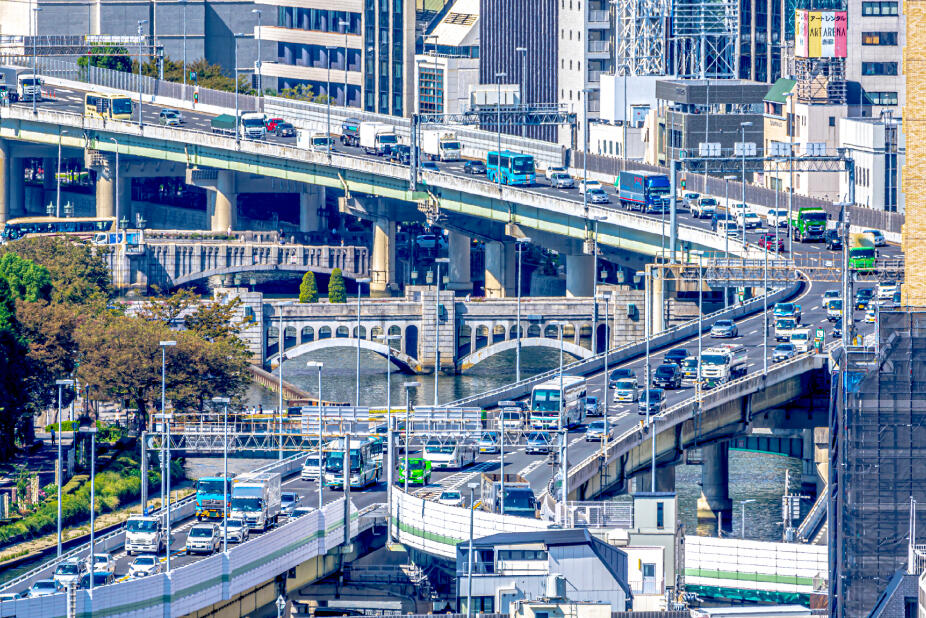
791;207;828;242
239;112;267;140
125;515;165;556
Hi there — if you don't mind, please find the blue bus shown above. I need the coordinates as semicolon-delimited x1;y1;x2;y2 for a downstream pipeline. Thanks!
616;170;671;212
486;150;536;186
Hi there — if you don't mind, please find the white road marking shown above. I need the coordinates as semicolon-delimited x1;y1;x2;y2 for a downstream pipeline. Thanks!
517;460;545;478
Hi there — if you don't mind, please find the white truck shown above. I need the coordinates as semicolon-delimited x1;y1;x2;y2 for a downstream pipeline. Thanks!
480;473;536;519
421;130;462;161
700;344;748;387
16;71;41;102
775;316;798;341
124;515;166;556
790;328;812;353
239;112;267;140
230;472;282;531
359;121;398;156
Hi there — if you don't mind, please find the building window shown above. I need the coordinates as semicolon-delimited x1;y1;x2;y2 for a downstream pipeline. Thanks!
829;116;836;126
419;66;444;113
470;597;494;613
865;91;899;105
657;502;665;528
861;1;898;15
862;62;899;75
498;550;548;561
862;31;898;45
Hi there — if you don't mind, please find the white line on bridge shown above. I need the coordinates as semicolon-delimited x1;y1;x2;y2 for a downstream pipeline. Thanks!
517;459;546;478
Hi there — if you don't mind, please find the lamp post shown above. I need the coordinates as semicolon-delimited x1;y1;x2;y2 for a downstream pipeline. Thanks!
339;20;350;104
212;397;230;551
306;361;323;509
582;87;593;215
378;335;400;543
326;44;338;142
180;0;187;92
158;340;176;572
137;20;148;127
31;7;41;115
433;257;449;406
233;33;245;146
599;292;611;441
466;481;478;618
54;378;73;557
723;175;737;308
109;138;120;232
355;277;371;406
516;47;527;138
251;9;262;96
515;237;531;382
80;425;98;590
740;499;756;538
739;121;753;254
276;301;293;459
784;91;795;254
402;382;419;493
494;72;506;188
552;320;568;510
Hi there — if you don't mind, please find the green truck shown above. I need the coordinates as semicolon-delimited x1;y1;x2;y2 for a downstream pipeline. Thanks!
848;233;877;272
210;113;237;136
396;458;431;486
790;207;828;242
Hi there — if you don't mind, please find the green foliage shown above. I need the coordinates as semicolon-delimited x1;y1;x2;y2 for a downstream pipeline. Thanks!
327;268;347;303
137;57;255;94
299;271;319;303
0;278;15;332
0;254;51;303
76;46;132;73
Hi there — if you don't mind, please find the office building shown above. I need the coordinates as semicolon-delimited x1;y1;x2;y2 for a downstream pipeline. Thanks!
0;0;268;82
845;0;905;117
414;0;479;115
839;116;904;212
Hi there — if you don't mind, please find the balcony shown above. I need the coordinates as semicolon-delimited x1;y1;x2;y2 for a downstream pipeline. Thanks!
588;40;611;55
587;10;610;26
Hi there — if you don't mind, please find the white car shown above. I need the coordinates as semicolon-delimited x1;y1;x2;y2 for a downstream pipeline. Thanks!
186;523;221;555
224;518;250;543
822;289;841;309
737;212;762;229
53;558;87;588
127;555;161;578
877;281;898;300
300;453;322;480
437;490;464;507
545;166;568;180
766;209;789;227
291;506;314;519
87;553;115;575
27;579;62;598
863;229;886;246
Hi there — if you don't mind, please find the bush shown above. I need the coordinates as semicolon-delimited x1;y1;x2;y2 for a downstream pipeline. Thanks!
328;268;346;303
299;271;319;304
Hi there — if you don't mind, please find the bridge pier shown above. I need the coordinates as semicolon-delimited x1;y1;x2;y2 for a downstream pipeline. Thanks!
636;465;676;493
8;155;24;219
447;230;472;293
299;186;324;232
566;253;595;298
371;217;396;297
485;241;515;298
92;154;116;219
0;141;8;226
697;442;733;533
209;170;237;232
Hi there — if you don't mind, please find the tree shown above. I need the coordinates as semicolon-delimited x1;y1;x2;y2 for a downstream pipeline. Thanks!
328;269;346;303
15;301;84;408
299;272;319;303
136;288;199;326
139;289;250;342
1;237;113;307
0;253;52;303
0;279;35;460
77;46;132;74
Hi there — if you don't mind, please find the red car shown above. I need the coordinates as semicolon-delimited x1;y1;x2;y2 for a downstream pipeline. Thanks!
264;117;284;132
759;234;785;252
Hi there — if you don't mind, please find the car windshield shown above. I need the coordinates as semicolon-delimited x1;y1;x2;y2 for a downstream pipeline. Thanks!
715;320;732;327
615;380;635;389
777;318;796;328
56;563;80;575
776;304;794;313
858;289;874;298
480;433;497;442
586;397;598;404
589;188;606;195
408;459;426;471
127;519;157;532
134;556;156;566
440;491;461;500
33;581;56;591
189;527;213;537
829;300;843;310
589;422;605;430
655;367;676;377
226;519;244;529
92;555;109;565
644;389;663;401
682;359;698;368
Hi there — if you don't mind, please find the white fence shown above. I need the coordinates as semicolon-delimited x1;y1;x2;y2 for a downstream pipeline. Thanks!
684;536;827;596
391;487;551;560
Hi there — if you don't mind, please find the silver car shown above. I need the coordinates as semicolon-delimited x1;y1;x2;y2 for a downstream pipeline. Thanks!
186;523;221;554
53;558;86;588
127;555;161;578
587;188;611;204
550;172;575;189
223;518;250;543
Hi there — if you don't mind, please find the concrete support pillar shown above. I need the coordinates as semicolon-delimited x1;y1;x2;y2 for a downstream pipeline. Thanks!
0;141;8;227
485;241;515;298
447;230;472;293
646;266;667;335
697;442;732;532
42;157;56;194
299;185;323;233
801;428;818;498
118;176;132;227
95;155;116;219
565;253;595;298
8;157;25;218
370;217;396;297
209;170;237;232
636;465;676;493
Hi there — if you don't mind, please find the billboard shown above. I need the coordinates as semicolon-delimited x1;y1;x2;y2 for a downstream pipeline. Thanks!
795;10;847;58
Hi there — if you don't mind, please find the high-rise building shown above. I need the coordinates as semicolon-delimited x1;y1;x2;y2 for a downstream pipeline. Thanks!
414;0;480;115
845;0;905;117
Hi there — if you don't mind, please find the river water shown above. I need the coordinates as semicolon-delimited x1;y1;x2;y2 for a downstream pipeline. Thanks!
250;346;799;543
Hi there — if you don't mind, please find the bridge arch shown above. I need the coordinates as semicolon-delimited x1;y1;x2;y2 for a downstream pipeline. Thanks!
456;337;594;373
283;338;422;374
169;262;366;288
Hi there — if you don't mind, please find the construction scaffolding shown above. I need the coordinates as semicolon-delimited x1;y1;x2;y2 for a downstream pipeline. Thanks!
670;0;739;78
830;309;926;617
794;57;847;104
615;0;669;75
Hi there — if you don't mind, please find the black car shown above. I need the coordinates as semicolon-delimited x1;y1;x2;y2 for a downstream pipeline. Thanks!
711;212;735;232
664;348;689;366
825;229;842;250
273;121;296;137
833;317;843;339
390;144;411;164
464;160;487;175
609;368;636;388
652;363;682;389
855;288;875;310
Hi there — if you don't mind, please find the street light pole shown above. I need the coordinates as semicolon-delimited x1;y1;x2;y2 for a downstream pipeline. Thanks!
515;237;530;382
251;9;262;96
212;397;230;552
277;301;293;459
109;138;120;232
785;91;795;254
494;72;506;188
137;20;147;128
159;340;176;573
600;292;611;440
466;481;478;618
740;499;756;538
723;175;737;308
31;7;40;115
326;44;337;141
740;121;753;254
516;47;527;138
433;258;448;406
233;34;242;146
83;426;97;591
181;0;187;92
403;382;419;493
54;378;73;557
355;277;371;405
307;361;323;509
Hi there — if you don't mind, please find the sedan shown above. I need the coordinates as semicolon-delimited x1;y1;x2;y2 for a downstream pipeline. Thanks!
158;109;183;126
128;555;161;578
638;389;666;415
437;490;464;507
759;234;784;252
550;172;575;189
273;121;296;137
664;348;689;366
78;572;114;590
27;579;61;598
772;343;797;363
585;396;602;417
585;420;609;441
87;553;115;575
224;517;250;543
613;379;639;403
710;319;738;338
525;432;552;454
477;432;499;453
464;160;487;175
683;192;700;208
281;491;300;516
545;166;568;180
652;363;682;389
186;523;221;555
587;188;611;204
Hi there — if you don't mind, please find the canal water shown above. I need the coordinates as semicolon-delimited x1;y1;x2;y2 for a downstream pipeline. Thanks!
251;346;799;543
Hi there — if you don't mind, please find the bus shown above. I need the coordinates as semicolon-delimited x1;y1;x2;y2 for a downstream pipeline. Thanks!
423;437;477;469
486;150;536;186
84;92;134;120
529;376;587;430
323;438;380;489
1;216;116;242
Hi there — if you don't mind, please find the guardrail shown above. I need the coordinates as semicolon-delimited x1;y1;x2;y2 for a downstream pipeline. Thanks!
0;452;308;595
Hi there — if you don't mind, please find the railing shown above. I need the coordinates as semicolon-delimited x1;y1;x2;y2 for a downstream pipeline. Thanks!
556;501;633;528
796;488;828;542
588;9;610;23
588;40;611;53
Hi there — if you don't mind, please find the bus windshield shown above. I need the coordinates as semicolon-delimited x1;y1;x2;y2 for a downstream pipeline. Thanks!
112;98;133;115
532;388;561;412
425;441;456;454
511;156;535;174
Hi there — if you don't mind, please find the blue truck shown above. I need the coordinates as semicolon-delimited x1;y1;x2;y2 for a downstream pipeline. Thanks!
195;476;233;520
616;170;671;213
